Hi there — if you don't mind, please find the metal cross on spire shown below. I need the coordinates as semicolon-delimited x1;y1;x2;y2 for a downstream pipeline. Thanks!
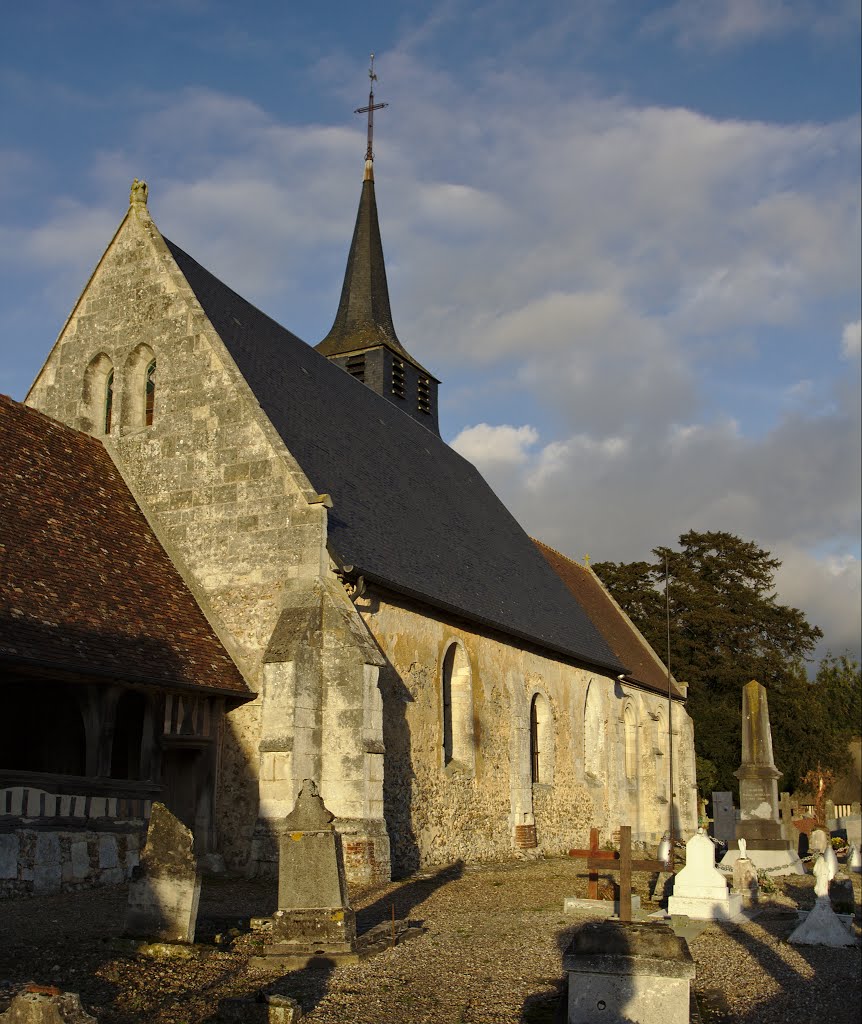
354;53;388;162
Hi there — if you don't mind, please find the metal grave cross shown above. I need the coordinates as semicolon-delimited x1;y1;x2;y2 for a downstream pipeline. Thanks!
355;53;389;162
569;825;669;922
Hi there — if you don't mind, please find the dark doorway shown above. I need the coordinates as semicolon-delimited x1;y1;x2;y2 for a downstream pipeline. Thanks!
1;682;86;775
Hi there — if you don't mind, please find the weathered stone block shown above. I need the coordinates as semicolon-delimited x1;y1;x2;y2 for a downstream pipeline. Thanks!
33;834;61;894
98;835;119;869
0;989;97;1023
70;841;91;880
563;921;695;1024
124;803;201;943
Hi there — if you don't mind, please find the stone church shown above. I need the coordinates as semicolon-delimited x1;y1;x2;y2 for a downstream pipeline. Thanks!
2;147;697;893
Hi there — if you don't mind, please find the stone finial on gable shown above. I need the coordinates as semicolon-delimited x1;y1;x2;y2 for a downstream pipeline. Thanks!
130;178;149;206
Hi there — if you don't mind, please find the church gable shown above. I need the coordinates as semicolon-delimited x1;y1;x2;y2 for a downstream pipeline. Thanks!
26;184;337;687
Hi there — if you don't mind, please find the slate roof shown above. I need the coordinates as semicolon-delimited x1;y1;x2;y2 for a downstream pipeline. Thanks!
315;175;434;378
534;540;682;698
164;238;624;674
0;396;250;698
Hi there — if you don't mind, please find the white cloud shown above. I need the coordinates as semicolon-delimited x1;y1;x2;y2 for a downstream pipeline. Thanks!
450;423;538;465
842;319;861;359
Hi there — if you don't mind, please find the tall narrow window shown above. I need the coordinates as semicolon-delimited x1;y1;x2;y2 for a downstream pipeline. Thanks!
441;642;474;769
104;370;114;434
530;697;540;784
624;704;637;780
145;360;156;426
529;692;553;785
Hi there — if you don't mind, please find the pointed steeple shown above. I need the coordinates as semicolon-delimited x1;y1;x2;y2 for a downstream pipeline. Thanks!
316;162;423;369
316;57;439;432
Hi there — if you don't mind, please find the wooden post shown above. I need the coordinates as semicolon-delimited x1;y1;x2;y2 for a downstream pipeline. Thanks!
619;826;632;922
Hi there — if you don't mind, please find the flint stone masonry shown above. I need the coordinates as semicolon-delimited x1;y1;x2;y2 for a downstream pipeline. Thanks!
669;832;742;921
0;990;97;1024
562;920;695;1024
124;803;201;944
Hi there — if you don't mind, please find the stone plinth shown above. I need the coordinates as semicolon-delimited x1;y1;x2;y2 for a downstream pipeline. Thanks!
564;896;642;919
265;781;356;958
124;803;201;944
732;858;759;907
669;832;742;921
0;989;96;1023
562;921;695;1024
788;896;858;947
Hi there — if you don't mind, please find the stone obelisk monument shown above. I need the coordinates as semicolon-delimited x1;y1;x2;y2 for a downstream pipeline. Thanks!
722;680;804;875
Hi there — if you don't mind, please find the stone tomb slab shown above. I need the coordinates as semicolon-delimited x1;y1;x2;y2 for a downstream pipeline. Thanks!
562;920;695;1024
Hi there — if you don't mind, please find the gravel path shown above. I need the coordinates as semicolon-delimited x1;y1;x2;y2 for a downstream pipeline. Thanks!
0;857;859;1023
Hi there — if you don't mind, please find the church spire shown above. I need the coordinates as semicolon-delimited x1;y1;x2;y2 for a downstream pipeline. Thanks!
316;57;440;432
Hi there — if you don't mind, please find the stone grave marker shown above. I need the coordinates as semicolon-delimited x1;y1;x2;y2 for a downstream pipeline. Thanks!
561;920;695;1024
788;847;858;947
724;681;804;875
732;853;759;907
124;802;201;944
668;831;742;921
266;780;357;960
848;844;861;873
711;792;735;844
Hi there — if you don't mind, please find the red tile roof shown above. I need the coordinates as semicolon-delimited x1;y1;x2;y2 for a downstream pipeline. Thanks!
534;539;683;698
0;396;249;698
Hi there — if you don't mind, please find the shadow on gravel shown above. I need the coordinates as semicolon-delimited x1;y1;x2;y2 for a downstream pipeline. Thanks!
704;911;861;1024
355;859;465;933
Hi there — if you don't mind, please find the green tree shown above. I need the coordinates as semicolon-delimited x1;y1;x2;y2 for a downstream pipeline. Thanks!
594;530;825;796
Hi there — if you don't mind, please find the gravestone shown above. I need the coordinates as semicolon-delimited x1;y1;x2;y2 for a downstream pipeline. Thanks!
0;988;96;1023
668;831;742;921
711;792;735;844
124;802;201;944
561;920;695;1024
732;855;759;907
266;780;356;958
788;850;857;947
723;681;804;875
848;844;861;873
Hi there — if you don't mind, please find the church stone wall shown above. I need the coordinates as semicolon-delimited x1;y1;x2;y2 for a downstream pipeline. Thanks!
361;590;697;874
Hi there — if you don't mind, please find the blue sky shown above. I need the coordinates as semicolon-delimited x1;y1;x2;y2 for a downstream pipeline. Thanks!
1;0;859;663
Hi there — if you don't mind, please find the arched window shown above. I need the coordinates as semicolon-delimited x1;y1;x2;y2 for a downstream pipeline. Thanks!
145;360;156;427
104;370;114;433
529;692;553;785
624;704;637;780
121;343;156;432
81;353;114;436
441;642;474;769
584;682;604;778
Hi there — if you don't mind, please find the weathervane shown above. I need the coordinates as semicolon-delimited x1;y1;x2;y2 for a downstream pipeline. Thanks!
354;53;388;162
